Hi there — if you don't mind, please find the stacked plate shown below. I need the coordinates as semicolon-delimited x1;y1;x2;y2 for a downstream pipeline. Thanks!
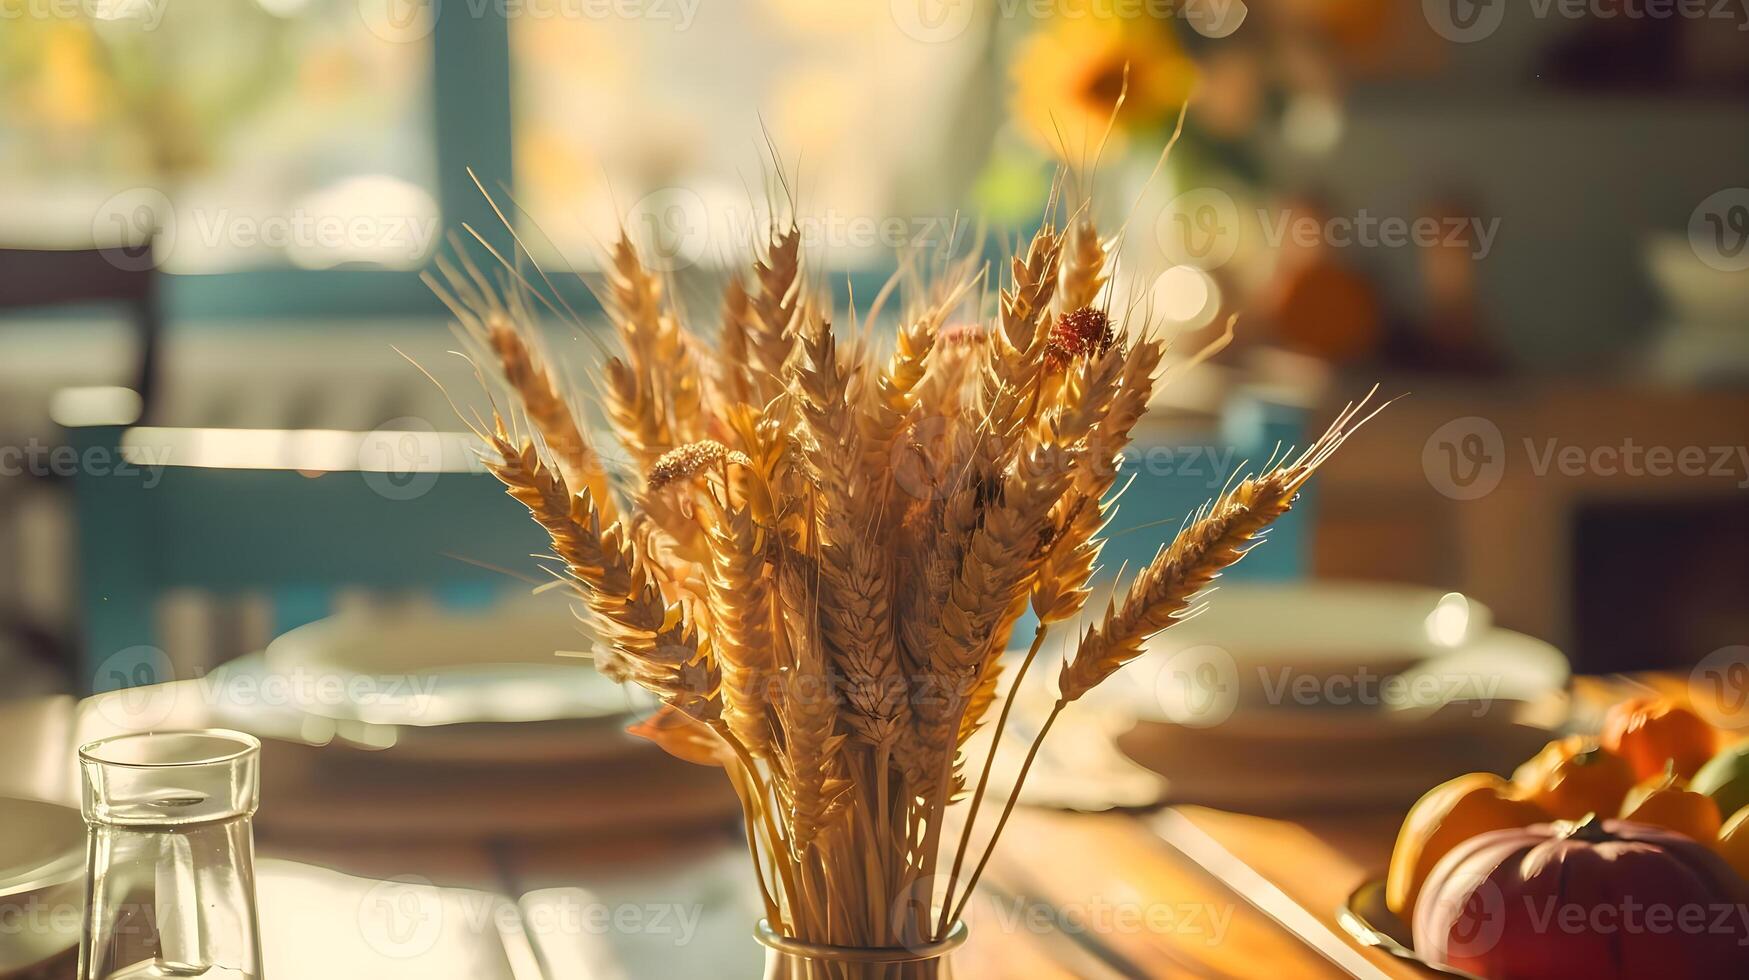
199;597;739;843
1104;582;1570;811
0;797;83;979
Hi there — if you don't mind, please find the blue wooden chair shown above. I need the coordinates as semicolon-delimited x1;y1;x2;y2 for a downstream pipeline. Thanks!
62;413;548;694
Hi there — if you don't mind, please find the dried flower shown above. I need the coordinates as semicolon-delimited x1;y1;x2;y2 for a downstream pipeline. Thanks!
647;440;753;491
1044;306;1114;372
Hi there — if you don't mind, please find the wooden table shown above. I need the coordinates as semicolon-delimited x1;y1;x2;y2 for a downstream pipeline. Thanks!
6;674;1694;978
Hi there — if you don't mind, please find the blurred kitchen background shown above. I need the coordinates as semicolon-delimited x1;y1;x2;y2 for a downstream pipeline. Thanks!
2;2;1748;757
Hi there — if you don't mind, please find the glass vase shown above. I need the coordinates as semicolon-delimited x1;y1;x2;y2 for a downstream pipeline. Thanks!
77;730;263;980
755;919;967;980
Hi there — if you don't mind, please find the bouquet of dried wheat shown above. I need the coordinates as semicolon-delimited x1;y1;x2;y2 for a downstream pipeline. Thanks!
428;184;1378;977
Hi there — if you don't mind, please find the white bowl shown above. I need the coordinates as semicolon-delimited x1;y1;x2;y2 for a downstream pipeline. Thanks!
0;796;84;974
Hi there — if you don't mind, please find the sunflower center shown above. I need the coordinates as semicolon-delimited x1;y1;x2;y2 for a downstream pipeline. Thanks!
1081;59;1128;111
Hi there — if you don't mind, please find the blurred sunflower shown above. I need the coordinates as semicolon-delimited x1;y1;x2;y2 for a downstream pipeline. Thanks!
1010;13;1197;162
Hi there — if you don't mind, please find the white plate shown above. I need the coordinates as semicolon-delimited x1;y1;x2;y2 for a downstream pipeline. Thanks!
1107;581;1500;725
1146;581;1490;662
0;796;84;974
264;596;626;728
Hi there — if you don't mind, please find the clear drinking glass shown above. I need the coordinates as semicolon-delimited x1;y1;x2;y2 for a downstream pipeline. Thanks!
78;730;263;980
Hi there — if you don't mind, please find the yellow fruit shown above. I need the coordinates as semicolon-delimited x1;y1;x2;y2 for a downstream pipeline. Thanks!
1620;769;1722;842
1717;806;1749;883
1387;772;1548;919
1512;736;1636;821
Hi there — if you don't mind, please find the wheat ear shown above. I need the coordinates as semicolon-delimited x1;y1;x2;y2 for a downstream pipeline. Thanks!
1057;217;1109;314
747;223;805;404
775;554;852;860
793;318;910;749
424;252;622;526
718;277;756;407
1057;393;1381;702
702;464;777;758
1031;336;1164;623
602;238;688;468
484;421;717;713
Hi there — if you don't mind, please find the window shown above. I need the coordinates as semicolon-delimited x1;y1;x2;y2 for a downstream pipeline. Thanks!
511;2;988;270
0;0;435;272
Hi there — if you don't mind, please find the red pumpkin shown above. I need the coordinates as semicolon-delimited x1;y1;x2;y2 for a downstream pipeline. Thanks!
1414;818;1749;979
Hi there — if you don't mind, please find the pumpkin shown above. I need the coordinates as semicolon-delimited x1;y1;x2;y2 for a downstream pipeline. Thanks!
1601;697;1719;780
1386;773;1548;919
1511;736;1636;821
1619;767;1722;842
1692;741;1749;821
1415;817;1749;979
1718;806;1749;883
